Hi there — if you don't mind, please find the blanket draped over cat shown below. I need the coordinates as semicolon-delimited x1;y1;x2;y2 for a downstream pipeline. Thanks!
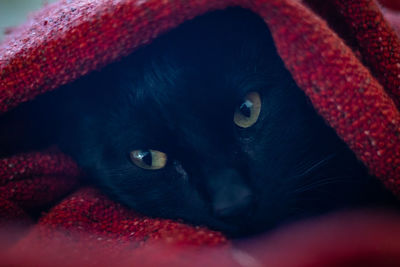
1;0;400;266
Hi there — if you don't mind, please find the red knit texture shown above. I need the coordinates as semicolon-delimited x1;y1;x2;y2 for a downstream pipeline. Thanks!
1;0;400;265
3;210;400;266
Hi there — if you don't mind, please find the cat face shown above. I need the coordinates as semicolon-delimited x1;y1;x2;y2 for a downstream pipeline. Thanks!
64;8;395;236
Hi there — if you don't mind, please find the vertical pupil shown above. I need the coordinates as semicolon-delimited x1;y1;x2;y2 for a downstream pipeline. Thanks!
142;150;152;166
239;100;252;117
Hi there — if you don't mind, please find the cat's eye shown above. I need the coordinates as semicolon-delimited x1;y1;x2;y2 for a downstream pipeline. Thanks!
233;91;261;128
129;149;167;170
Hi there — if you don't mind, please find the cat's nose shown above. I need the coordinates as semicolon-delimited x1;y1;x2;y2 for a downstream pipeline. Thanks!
212;185;253;219
208;169;253;219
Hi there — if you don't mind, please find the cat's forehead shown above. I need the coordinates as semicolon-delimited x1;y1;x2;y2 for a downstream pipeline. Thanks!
103;8;283;148
109;75;240;153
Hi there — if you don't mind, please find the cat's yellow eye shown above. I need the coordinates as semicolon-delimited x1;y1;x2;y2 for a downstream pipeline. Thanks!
233;91;261;128
129;149;167;170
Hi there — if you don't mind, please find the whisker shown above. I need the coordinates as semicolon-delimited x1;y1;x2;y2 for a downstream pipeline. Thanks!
291;175;356;194
290;153;338;179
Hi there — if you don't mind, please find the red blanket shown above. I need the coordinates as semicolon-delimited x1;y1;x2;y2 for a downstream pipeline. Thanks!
1;0;400;265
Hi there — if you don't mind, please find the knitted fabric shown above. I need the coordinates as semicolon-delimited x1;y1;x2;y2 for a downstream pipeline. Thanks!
1;0;400;265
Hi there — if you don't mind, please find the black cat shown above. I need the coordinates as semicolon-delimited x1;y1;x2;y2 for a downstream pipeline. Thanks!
1;8;397;237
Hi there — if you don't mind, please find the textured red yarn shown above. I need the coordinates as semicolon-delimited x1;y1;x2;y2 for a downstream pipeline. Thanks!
4;210;400;266
0;149;79;223
34;187;226;246
1;0;400;265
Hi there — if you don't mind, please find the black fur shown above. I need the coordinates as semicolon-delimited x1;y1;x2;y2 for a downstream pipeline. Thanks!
1;8;397;237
